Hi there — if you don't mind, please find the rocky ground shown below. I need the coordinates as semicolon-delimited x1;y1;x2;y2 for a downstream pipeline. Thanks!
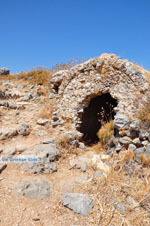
1;78;150;226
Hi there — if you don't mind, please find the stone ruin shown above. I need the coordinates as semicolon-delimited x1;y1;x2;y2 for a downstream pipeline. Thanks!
50;53;149;143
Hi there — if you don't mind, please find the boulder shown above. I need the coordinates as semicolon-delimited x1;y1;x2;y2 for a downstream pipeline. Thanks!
0;67;10;75
14;178;52;200
62;193;93;216
114;114;130;130
19;143;59;174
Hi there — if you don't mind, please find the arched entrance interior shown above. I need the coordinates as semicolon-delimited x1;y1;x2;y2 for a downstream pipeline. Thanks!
78;93;118;144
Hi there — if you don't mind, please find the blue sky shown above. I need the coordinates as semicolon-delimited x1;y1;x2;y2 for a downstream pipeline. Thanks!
0;0;150;73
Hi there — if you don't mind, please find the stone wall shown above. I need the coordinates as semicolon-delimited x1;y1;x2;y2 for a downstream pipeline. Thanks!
50;53;149;138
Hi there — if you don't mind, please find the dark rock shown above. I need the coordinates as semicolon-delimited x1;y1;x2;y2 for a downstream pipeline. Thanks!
0;163;7;173
0;68;10;75
52;116;59;121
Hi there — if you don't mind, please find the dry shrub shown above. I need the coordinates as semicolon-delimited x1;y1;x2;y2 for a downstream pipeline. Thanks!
121;150;136;162
136;70;150;128
18;70;51;86
56;134;71;149
91;142;105;153
1;58;85;87
97;120;114;145
137;102;150;126
140;154;150;167
51;58;85;72
145;71;150;84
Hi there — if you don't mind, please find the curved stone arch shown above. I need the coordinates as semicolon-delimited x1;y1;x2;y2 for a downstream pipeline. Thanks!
50;53;149;141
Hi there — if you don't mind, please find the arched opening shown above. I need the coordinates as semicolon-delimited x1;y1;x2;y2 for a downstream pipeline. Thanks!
78;93;118;144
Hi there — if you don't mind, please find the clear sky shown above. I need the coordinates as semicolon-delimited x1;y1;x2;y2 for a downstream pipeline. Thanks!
0;0;150;73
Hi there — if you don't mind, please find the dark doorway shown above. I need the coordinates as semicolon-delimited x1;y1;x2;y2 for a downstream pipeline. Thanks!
78;93;117;144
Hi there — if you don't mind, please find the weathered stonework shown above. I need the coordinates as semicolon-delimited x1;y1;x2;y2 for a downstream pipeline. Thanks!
50;53;149;138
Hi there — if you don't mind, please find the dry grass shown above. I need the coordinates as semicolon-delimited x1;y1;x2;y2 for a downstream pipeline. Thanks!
0;58;85;87
56;134;71;149
140;154;150;167
137;94;150;129
17;70;51;86
121;150;136;162
51;58;85;72
38;105;53;119
91;142;105;154
97;120;114;145
145;71;150;84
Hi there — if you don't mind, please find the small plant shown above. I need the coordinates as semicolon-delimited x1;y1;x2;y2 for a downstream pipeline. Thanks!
21;70;51;86
51;58;85;72
56;134;71;149
121;151;136;162
140;154;150;167
38;106;53;119
97;120;114;145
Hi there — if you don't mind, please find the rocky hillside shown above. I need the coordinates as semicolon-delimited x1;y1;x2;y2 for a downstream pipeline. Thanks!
0;54;150;226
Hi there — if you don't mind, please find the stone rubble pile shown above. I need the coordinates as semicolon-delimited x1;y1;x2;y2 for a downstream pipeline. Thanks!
108;114;150;163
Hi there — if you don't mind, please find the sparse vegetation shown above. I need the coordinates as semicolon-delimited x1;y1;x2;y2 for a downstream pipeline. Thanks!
0;58;85;88
97;120;114;145
56;134;71;149
38;105;54;119
140;154;150;167
137;71;150;128
121;150;136;162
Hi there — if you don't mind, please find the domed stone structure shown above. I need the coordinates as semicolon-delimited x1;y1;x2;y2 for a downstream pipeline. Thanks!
50;53;149;142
